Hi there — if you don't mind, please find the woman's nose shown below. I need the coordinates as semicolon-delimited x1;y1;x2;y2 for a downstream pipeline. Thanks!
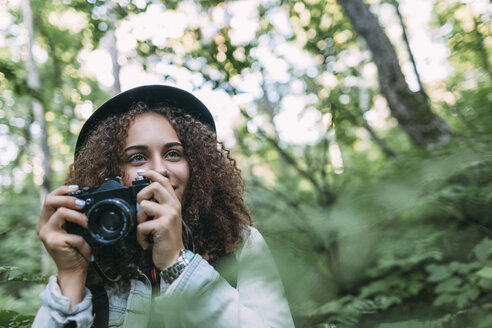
151;158;170;177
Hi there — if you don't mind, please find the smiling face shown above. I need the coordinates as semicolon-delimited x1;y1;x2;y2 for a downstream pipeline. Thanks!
121;112;190;204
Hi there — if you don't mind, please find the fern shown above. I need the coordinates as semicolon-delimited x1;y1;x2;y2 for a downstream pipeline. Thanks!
0;310;34;328
0;267;48;284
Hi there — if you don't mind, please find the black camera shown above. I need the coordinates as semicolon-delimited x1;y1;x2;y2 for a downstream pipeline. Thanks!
65;177;150;246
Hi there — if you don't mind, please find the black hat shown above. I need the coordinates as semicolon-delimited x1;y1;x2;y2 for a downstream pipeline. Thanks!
75;85;216;156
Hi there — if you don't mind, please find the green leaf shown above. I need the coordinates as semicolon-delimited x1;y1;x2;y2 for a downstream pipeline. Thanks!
435;277;462;293
0;310;34;328
376;320;426;328
477;277;492;289
467;287;481;301
476;266;492;279
456;286;480;308
426;264;452;282
449;261;480;274
0;266;49;284
434;293;456;306
473;238;492;262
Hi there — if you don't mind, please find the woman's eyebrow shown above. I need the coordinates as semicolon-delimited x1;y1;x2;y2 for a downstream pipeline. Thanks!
124;145;148;152
164;142;183;149
124;142;183;152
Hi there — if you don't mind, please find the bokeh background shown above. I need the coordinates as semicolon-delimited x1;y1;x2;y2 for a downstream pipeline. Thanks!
0;0;491;326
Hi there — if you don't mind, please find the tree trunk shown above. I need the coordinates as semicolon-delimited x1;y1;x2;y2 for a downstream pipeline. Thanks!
21;0;52;274
107;28;121;95
337;0;452;147
105;1;121;95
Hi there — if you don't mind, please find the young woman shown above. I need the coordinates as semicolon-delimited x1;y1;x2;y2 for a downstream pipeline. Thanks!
32;85;294;328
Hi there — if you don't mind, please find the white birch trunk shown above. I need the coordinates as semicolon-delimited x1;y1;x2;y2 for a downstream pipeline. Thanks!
21;0;52;275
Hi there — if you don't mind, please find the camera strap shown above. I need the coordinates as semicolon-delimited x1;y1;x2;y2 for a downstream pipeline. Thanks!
182;220;195;252
87;284;109;328
85;221;192;328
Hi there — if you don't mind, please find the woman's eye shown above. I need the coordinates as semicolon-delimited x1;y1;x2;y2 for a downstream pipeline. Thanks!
129;154;145;162
166;150;181;159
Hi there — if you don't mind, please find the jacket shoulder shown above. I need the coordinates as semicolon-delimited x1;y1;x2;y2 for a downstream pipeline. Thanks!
235;226;269;260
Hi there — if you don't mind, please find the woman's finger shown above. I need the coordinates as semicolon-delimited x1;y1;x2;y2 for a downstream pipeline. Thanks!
38;185;86;231
136;218;184;269
136;171;177;204
44;207;88;232
135;218;178;249
136;200;177;224
46;233;92;272
139;170;175;192
64;233;92;262
44;185;86;208
137;182;176;205
135;220;153;250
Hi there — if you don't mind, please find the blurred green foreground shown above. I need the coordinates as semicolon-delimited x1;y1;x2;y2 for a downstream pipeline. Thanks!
1;0;491;327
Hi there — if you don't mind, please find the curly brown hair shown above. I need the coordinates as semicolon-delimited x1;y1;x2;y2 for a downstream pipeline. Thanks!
65;103;252;285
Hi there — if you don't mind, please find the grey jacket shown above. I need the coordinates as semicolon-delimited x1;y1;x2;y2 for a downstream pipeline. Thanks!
32;227;295;327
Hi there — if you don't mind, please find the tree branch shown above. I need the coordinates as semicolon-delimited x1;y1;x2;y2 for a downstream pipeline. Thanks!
392;0;428;99
240;108;334;205
337;0;452;147
361;119;397;158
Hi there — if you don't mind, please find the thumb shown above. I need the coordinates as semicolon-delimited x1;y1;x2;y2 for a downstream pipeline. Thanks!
66;234;92;262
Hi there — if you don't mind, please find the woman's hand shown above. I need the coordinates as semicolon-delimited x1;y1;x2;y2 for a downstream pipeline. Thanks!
135;170;185;271
37;185;91;304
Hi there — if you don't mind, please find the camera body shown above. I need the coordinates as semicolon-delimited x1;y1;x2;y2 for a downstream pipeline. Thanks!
65;177;150;246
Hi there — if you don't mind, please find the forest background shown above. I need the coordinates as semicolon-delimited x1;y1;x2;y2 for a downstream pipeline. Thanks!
0;0;491;327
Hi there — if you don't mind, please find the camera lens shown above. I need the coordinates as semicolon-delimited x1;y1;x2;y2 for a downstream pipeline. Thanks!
86;199;136;244
99;211;122;233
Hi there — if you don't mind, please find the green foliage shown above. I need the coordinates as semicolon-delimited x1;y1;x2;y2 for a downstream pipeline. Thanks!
0;267;48;284
1;0;492;327
0;310;34;328
248;140;492;327
0;188;47;317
